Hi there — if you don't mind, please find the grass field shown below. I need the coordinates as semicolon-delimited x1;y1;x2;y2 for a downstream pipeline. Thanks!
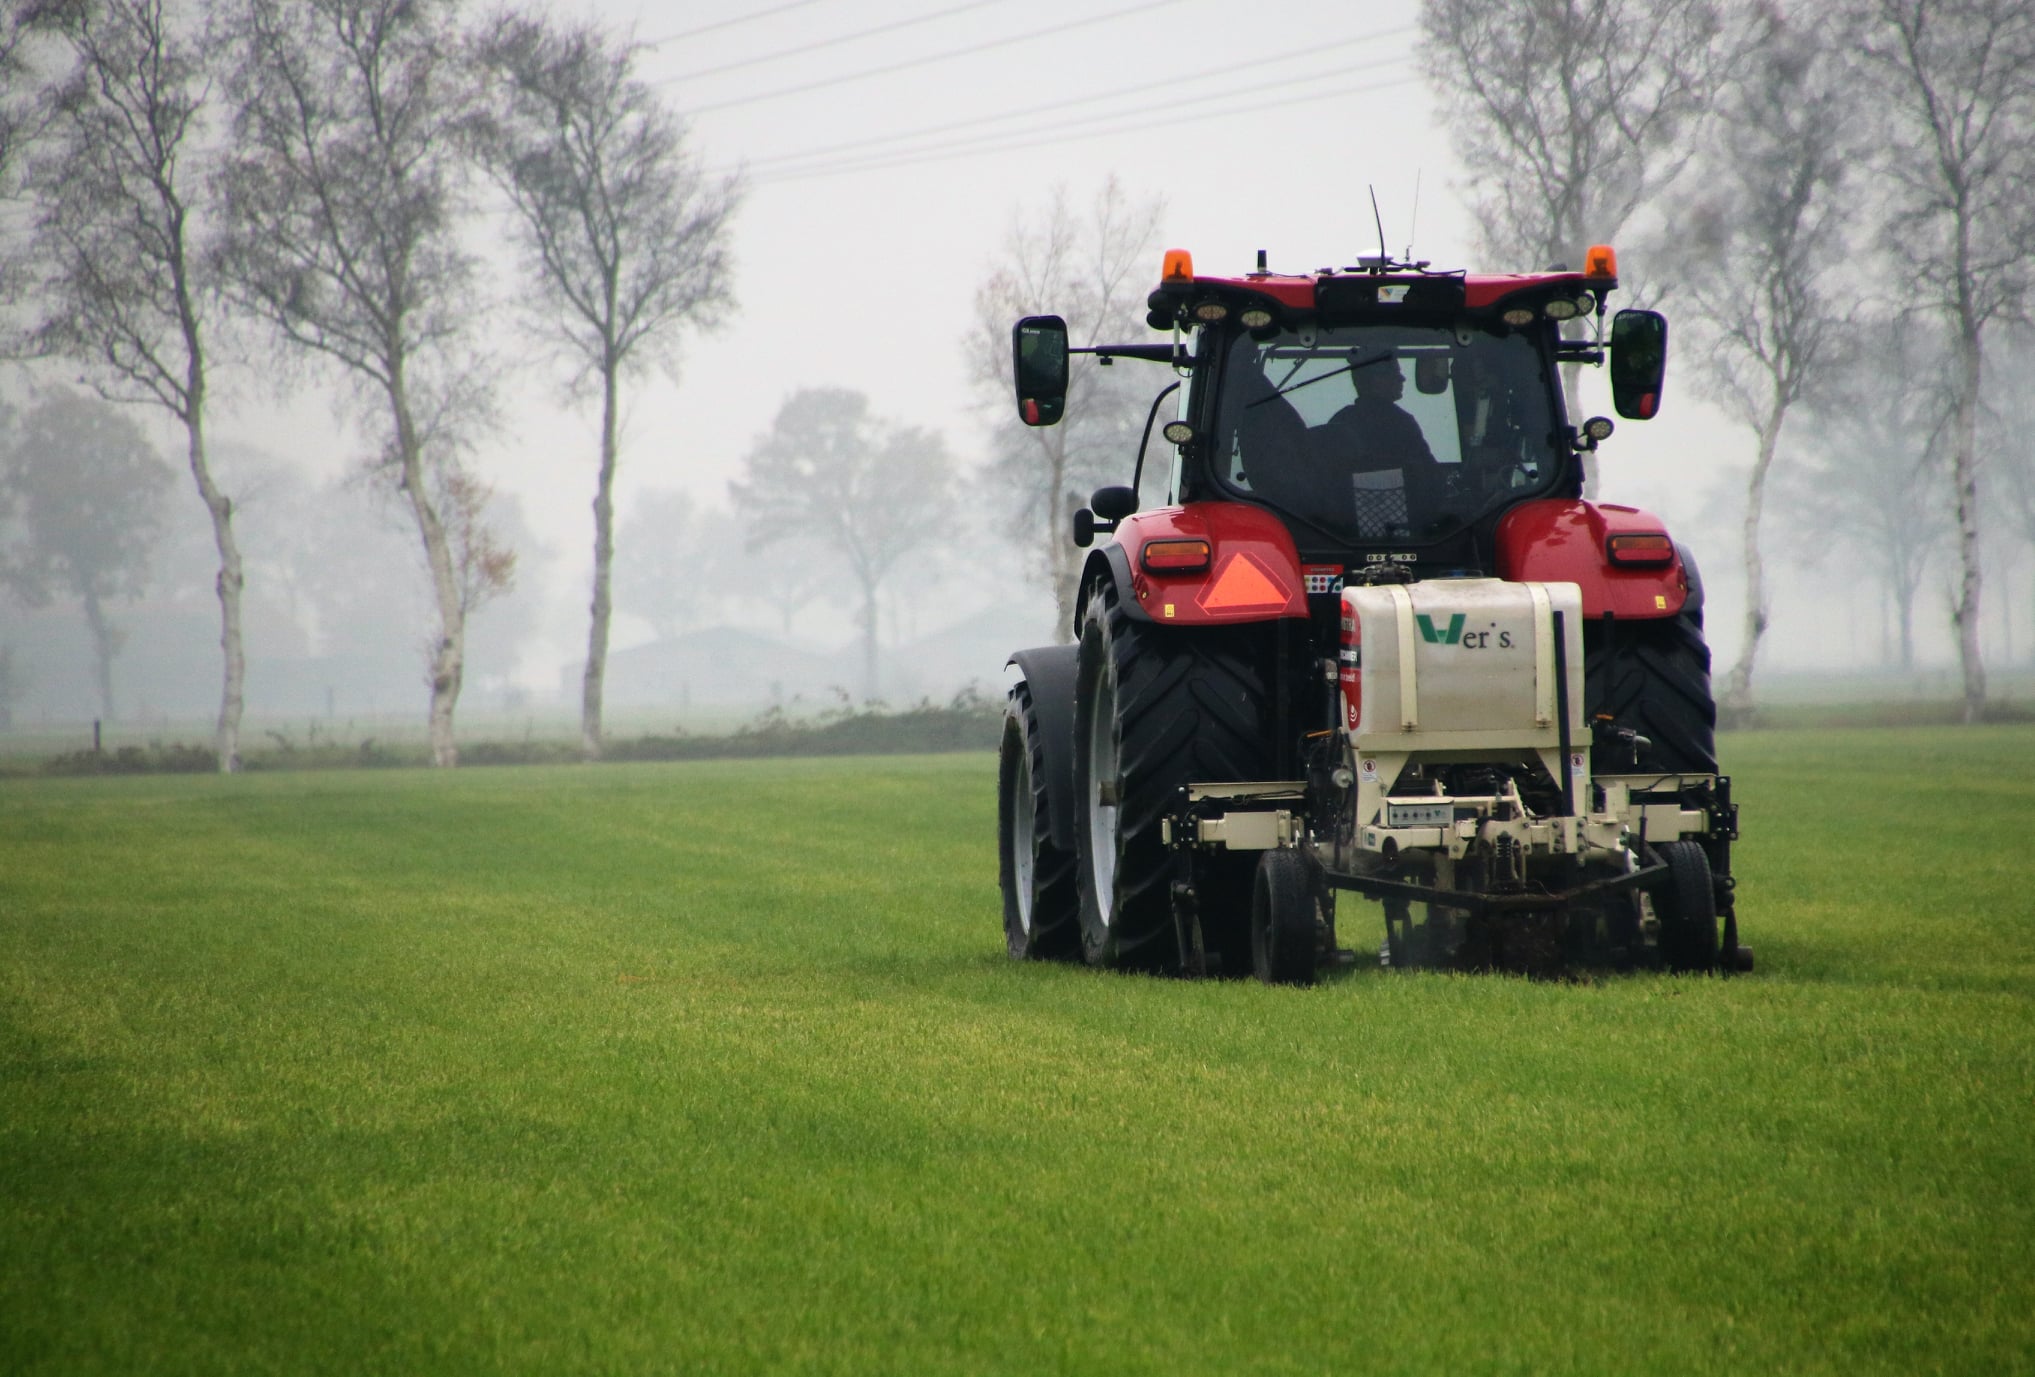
2;729;2032;1374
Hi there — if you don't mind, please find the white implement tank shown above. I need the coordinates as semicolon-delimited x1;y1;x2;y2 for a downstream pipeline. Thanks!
1342;578;1588;831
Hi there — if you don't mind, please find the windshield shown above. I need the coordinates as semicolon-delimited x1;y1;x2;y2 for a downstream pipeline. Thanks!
1211;323;1562;545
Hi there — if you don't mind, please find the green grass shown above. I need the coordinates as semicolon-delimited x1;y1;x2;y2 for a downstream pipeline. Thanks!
2;731;2032;1375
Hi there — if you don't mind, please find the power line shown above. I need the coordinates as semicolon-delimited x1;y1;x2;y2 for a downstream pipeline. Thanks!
664;0;1190;113
642;0;838;48
729;35;1413;175
658;0;1007;83
751;73;1423;184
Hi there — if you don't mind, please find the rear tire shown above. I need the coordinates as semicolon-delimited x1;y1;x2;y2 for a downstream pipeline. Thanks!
1072;581;1274;971
1656;840;1719;973
1251;850;1318;986
1584;611;1717;774
998;682;1078;960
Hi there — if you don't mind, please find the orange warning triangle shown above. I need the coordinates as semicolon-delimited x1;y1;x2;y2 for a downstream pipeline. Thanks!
1197;551;1290;612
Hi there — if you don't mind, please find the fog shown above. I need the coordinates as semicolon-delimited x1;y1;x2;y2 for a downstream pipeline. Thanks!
3;0;2032;740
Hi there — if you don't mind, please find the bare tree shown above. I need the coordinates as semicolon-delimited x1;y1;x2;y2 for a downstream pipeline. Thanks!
1792;325;1955;670
966;177;1162;637
0;390;174;719
469;11;737;760
730;388;953;700
1669;3;1854;719
0;10;50;316
23;0;247;770
1859;0;2035;720
214;0;488;765
1418;0;1723;274
1418;0;1725;491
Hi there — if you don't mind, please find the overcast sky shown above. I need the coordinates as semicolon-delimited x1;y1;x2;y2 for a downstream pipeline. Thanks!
188;0;1962;688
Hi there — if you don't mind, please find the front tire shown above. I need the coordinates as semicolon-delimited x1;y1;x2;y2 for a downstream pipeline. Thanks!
1071;581;1274;971
1251;850;1319;986
1656;840;1719;973
999;682;1078;960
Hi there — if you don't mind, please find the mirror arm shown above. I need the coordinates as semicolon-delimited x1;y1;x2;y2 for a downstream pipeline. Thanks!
1073;344;1191;364
1130;381;1184;499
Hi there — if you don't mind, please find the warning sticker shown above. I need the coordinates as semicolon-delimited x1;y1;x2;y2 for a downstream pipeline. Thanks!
1359;758;1380;783
1196;551;1292;614
1302;563;1343;595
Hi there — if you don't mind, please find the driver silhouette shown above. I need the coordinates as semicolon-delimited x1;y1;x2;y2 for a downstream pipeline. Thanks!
1315;354;1440;537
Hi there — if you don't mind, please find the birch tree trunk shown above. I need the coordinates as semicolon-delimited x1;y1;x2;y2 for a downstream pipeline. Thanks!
82;588;116;722
391;365;467;767
1043;431;1078;640
581;361;619;760
185;404;245;773
1949;325;1986;721
858;568;880;702
1722;408;1785;718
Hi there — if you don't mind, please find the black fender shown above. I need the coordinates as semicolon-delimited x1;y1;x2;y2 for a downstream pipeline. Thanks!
1675;541;1706;619
1007;644;1081;854
1071;542;1149;640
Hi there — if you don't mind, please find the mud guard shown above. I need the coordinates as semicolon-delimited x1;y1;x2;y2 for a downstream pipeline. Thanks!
1074;544;1139;634
1007;644;1080;854
1073;503;1309;634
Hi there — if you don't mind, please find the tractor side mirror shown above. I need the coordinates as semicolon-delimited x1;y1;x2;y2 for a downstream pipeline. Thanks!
1609;309;1667;420
1012;315;1069;427
1090;485;1137;521
1414;354;1451;395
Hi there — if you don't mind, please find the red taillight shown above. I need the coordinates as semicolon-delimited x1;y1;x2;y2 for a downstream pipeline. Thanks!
1339;604;1362;732
1141;538;1211;573
1607;532;1675;565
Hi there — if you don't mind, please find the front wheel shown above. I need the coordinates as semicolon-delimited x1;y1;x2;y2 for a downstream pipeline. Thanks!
1655;841;1719;973
1251;850;1319;986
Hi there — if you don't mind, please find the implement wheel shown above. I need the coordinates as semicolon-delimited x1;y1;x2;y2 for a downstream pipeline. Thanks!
1251;850;1318;986
1072;580;1272;971
998;682;1078;960
1656;841;1720;973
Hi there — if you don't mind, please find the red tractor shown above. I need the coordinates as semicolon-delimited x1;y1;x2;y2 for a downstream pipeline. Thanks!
997;245;1748;982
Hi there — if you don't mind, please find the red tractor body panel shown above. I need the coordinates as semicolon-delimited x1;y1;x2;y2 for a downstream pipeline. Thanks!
1115;502;1309;625
1174;270;1607;313
1495;499;1688;619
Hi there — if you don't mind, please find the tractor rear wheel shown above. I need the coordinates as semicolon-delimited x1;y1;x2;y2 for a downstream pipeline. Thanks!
1656;840;1719;973
1072;581;1274;971
1584;610;1717;774
999;682;1079;960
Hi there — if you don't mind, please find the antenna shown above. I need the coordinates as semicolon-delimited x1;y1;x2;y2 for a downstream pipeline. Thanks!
1406;170;1422;260
1357;186;1391;272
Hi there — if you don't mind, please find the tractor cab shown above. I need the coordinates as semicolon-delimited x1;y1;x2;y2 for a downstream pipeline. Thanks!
1014;247;1666;580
